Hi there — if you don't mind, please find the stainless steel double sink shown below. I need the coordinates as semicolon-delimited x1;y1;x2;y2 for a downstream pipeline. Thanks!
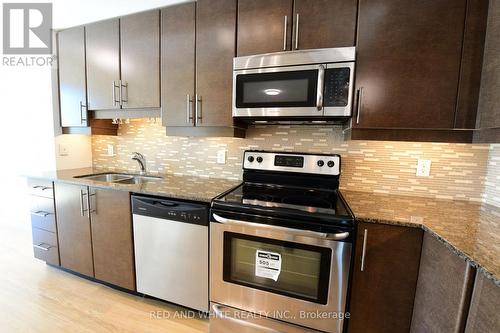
74;172;162;185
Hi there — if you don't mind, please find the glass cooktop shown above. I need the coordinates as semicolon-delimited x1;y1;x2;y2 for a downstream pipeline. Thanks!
217;183;347;215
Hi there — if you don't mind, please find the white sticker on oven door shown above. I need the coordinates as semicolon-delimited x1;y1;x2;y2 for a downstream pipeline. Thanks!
255;250;282;281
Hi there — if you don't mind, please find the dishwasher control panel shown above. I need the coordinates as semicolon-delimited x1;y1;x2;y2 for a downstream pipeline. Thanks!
132;195;208;226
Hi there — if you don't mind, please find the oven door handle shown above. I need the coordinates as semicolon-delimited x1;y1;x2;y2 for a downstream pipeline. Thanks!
212;303;281;333
212;213;349;241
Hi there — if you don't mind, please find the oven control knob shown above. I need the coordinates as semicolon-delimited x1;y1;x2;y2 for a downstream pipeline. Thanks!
247;156;254;163
256;156;263;163
317;160;324;167
327;161;335;168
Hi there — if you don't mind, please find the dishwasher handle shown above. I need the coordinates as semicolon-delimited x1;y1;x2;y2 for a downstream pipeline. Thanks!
131;195;208;226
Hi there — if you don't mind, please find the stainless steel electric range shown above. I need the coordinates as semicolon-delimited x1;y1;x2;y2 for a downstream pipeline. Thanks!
210;151;354;333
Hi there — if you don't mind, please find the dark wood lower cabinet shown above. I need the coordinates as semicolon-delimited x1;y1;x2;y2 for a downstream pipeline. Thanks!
348;222;423;333
54;182;94;276
410;233;475;332
90;188;135;290
465;272;500;332
54;182;135;290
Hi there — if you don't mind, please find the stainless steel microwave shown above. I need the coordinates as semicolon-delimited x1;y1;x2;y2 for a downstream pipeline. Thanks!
232;47;355;120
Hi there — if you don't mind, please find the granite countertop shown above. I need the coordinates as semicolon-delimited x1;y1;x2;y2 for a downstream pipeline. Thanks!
342;190;500;286
27;167;241;203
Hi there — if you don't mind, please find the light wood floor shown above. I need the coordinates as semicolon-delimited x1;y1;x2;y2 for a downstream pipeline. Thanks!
0;214;209;333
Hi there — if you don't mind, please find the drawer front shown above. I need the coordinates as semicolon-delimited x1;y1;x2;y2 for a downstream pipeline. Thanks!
32;228;59;266
27;178;54;198
30;211;56;233
30;196;55;214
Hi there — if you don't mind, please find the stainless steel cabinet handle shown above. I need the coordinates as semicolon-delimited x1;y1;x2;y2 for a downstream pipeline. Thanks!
212;213;349;241
80;101;87;124
316;65;325;111
195;95;202;124
34;243;52;251
112;81;118;107
356;87;364;124
87;190;96;214
186;94;193;124
79;189;88;217
32;211;50;217
212;304;281;333
120;80;128;105
294;13;300;49
361;229;368;271
283;15;288;51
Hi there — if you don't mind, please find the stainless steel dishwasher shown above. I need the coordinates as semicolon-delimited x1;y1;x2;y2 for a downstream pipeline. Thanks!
132;195;208;312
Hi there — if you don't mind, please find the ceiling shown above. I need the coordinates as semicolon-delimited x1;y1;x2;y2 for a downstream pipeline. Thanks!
51;0;190;29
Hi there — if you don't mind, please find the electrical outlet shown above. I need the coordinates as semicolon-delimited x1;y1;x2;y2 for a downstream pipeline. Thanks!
217;150;227;164
107;144;114;156
416;159;432;177
58;144;69;156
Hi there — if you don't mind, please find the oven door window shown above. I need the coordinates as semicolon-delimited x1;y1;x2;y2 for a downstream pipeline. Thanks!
223;232;331;304
235;70;318;108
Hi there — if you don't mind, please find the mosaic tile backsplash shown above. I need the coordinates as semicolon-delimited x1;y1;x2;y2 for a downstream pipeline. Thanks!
92;119;499;205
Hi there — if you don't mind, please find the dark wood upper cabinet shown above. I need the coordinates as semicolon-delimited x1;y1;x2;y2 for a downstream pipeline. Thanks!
292;0;357;51
354;0;467;129
90;188;135;291
237;0;293;56
120;10;160;109
161;2;196;127
348;222;423;333
58;26;87;127
161;0;244;137
54;182;94;277
474;0;500;143
196;0;236;128
86;18;120;110
410;233;475;332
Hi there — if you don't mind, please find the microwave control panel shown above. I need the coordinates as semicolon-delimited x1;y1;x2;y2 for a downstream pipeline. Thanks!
323;67;350;107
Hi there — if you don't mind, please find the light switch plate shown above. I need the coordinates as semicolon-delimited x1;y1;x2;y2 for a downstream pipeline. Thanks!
416;159;432;177
217;150;227;164
58;144;69;156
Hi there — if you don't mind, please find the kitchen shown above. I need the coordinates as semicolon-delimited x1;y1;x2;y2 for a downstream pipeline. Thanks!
0;0;499;332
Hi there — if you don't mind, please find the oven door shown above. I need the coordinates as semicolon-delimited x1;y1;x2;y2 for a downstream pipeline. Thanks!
210;212;352;333
233;64;325;118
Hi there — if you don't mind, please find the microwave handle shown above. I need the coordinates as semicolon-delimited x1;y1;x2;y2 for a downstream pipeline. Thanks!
316;65;325;111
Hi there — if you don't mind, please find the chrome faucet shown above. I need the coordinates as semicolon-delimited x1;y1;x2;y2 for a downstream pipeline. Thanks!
131;152;147;175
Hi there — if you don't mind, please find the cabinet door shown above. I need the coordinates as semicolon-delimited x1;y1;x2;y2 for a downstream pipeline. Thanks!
292;0;357;50
237;0;293;56
120;10;160;109
161;3;196;127
86;18;120;110
410;233;475;332
196;0;237;128
58;26;87;127
54;183;94;277
465;272;500;332
89;188;135;290
354;0;467;129
348;222;423;333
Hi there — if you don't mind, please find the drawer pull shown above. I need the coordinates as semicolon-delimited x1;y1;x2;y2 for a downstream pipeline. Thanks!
34;243;53;251
32;211;51;217
33;185;52;191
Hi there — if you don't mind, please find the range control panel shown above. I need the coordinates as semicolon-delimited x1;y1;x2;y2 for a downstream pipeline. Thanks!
244;151;340;176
